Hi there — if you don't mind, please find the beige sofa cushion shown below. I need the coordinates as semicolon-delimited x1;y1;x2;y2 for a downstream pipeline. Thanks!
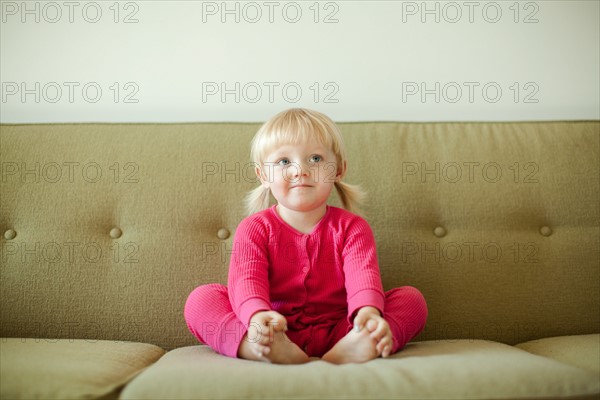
0;338;165;399
121;339;599;400
515;334;600;374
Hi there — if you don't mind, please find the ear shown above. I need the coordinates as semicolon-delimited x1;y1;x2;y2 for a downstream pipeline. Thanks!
255;165;270;188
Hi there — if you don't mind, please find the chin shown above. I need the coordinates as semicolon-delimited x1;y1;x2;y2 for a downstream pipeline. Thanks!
294;203;327;213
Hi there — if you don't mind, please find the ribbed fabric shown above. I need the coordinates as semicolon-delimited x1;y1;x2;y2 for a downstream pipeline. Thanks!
184;284;247;356
185;284;428;357
184;204;428;358
228;205;386;328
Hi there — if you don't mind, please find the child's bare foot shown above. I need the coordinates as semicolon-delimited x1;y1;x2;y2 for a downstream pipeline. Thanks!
321;326;379;364
238;331;309;364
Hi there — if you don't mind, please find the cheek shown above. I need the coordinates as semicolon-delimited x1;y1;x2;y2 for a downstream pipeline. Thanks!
281;168;299;183
319;163;338;183
271;169;290;186
268;166;285;181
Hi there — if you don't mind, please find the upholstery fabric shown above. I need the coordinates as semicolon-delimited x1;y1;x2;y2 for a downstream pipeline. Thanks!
515;334;600;374
121;340;600;400
0;338;165;399
0;122;598;351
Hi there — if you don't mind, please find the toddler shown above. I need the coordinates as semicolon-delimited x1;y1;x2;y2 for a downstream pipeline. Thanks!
184;108;428;364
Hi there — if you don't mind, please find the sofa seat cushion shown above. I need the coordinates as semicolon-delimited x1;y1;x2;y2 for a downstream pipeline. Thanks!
515;334;600;374
0;338;165;399
121;339;599;400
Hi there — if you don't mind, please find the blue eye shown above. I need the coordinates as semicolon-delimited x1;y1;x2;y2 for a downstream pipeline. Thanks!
277;158;290;166
310;155;322;163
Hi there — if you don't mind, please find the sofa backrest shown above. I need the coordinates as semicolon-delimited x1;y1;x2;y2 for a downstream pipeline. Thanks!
1;121;598;351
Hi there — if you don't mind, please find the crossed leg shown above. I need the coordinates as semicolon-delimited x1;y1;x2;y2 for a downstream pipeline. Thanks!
320;286;428;364
184;284;427;364
237;329;310;364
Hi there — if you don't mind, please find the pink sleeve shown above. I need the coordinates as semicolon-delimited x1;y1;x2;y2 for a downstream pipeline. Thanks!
227;218;272;327
342;217;386;324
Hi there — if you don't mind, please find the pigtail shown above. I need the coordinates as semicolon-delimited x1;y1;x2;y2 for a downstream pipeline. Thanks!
244;185;271;216
334;180;367;216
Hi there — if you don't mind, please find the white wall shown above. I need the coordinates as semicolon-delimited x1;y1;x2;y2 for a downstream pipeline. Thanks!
1;0;598;122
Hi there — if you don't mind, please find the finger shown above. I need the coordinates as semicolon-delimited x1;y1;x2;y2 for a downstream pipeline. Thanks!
382;345;391;358
269;314;288;332
375;338;386;354
253;343;270;358
261;332;270;344
366;319;378;332
246;324;268;345
255;326;272;345
375;332;391;346
378;336;392;349
354;315;366;332
257;334;270;345
375;341;384;356
370;323;387;341
371;320;391;340
382;329;393;344
253;313;269;325
377;337;392;355
260;317;279;341
382;339;394;358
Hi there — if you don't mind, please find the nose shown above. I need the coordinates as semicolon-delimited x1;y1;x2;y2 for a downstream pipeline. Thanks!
297;164;310;177
289;161;310;180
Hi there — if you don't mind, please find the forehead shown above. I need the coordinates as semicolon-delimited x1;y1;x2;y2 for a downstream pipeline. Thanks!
265;140;332;158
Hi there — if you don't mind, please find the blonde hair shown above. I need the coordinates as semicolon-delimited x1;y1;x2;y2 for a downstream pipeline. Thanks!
245;108;366;216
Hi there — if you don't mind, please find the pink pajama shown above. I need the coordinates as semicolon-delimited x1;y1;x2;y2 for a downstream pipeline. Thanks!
184;283;427;358
184;205;427;358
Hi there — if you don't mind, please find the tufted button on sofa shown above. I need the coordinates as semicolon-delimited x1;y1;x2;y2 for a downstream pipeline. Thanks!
1;121;598;399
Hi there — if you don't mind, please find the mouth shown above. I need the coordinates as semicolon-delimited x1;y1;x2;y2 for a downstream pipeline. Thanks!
291;185;313;189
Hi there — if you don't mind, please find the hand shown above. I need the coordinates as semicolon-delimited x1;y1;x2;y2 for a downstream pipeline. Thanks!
354;306;394;358
246;310;288;359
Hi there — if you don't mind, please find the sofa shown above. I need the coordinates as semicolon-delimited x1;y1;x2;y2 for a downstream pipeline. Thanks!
1;120;598;400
